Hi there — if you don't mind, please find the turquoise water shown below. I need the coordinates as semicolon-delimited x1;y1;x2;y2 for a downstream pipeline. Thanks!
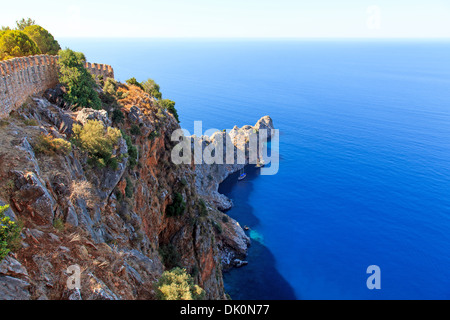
61;38;450;299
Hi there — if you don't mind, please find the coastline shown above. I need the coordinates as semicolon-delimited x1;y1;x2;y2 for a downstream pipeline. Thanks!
218;164;297;300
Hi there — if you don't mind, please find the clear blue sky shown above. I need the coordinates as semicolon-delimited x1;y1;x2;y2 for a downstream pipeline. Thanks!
1;0;449;38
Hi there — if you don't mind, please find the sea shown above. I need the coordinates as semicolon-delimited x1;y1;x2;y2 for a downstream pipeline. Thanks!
60;38;450;300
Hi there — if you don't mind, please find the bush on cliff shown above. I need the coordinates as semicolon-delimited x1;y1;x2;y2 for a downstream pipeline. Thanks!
158;243;181;269
57;48;102;110
125;77;144;91
141;78;162;99
166;192;186;217
156;267;205;300
72;120;122;169
0;204;21;262
0;30;41;60
23;25;60;55
159;99;180;123
33;133;72;156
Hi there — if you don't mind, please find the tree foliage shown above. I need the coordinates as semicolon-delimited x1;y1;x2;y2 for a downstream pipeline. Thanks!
23;25;60;55
15;18;36;30
142;78;162;99
156;267;205;300
58;48;101;109
126;77;144;91
0;30;40;60
166;192;186;217
159;99;180;123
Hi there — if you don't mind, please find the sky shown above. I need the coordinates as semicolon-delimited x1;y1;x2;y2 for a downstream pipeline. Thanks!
1;0;449;38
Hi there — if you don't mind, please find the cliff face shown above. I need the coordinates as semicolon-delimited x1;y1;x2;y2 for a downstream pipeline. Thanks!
0;82;270;300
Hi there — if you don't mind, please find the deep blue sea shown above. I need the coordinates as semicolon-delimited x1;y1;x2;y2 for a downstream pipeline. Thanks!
60;38;450;300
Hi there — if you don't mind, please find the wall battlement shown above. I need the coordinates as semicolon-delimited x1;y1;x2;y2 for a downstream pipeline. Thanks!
0;54;114;118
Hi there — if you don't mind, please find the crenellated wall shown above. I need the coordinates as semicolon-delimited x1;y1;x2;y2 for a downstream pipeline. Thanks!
0;54;114;118
85;62;114;80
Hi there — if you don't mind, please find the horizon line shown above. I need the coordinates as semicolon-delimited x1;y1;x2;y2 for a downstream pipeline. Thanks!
57;36;450;41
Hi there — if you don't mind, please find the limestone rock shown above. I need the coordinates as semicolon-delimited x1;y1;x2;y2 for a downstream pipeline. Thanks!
0;255;29;279
10;171;55;224
76;108;111;127
0;276;31;300
0;199;16;221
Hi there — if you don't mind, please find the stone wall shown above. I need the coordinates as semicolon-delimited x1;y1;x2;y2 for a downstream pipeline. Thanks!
0;54;114;118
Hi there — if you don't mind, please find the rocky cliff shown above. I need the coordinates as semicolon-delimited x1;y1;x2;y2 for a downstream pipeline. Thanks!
0;80;273;300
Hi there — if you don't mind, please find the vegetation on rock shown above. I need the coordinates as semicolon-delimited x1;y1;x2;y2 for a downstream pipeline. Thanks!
57;48;102;110
125;77;144;91
166;192;186;217
33;133;72;156
0;205;21;262
142;78;162;99
159;99;179;123
72;119;122;169
155;267;205;300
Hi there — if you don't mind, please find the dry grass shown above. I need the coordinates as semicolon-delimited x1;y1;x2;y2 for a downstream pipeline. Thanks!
33;134;72;156
117;84;157;115
69;180;97;208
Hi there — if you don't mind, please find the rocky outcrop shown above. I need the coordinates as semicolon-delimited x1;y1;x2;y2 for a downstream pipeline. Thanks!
194;116;275;211
0;256;31;300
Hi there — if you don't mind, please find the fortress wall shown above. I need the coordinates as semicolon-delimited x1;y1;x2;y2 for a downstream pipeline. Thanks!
0;54;114;118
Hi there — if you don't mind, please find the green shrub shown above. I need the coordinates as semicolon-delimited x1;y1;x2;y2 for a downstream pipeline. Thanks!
34;134;72;156
53;218;65;232
148;130;160;140
72;120;122;169
156;267;205;300
213;221;223;234
22;25;60;55
0;205;21;262
125;177;133;198
103;78;118;96
126;77;144;91
198;199;208;217
222;215;229;223
159;99;179;123
0;30;40;60
166;192;186;217
141;78;162;99
111;108;124;124
130;124;141;136
57;48;101;110
158;243;181;269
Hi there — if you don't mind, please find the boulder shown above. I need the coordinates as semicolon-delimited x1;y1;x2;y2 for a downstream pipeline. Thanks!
10;171;55;224
76;108;111;127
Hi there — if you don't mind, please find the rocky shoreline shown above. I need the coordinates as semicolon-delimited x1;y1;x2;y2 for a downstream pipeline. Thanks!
193;116;275;271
